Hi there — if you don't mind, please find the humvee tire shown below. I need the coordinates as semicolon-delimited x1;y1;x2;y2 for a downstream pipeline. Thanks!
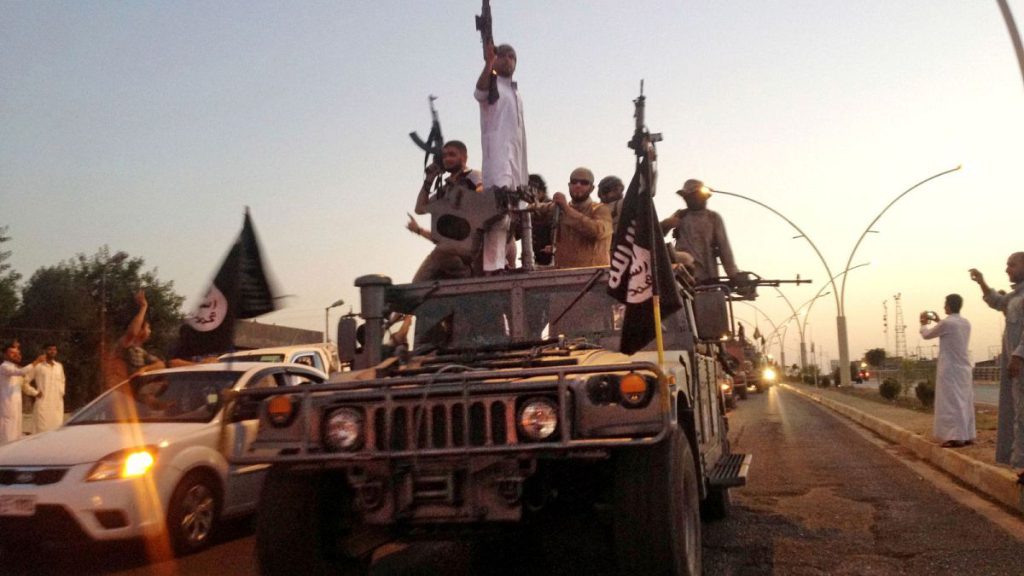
256;467;370;576
612;428;701;576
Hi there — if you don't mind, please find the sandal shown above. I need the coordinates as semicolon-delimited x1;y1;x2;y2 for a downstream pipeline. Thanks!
1017;472;1024;486
941;440;965;448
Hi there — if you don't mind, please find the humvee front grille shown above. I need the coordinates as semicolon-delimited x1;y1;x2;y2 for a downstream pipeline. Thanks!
372;398;514;451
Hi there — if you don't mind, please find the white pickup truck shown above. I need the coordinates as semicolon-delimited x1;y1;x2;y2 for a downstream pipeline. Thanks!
219;343;342;375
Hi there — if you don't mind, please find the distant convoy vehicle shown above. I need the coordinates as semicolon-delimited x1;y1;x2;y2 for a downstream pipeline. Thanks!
219;342;342;374
0;362;325;555
229;266;754;576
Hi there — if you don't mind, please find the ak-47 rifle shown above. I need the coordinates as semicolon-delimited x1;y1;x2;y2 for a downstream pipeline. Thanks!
475;0;499;104
409;95;443;168
409;95;444;190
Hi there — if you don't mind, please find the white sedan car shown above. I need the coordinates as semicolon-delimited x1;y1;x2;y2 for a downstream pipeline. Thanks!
0;362;325;555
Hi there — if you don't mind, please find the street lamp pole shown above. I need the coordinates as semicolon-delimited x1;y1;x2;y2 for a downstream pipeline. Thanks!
324;299;345;343
996;0;1024;91
836;166;960;386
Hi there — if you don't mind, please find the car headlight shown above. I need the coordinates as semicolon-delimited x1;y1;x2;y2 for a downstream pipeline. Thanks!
517;398;558;441
323;407;364;451
762;367;777;381
87;447;158;482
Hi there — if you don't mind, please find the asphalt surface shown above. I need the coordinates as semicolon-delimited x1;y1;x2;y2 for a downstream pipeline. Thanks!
703;386;1024;575
6;385;1024;575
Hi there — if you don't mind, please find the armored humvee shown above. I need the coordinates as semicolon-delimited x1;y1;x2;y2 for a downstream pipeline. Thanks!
227;265;751;575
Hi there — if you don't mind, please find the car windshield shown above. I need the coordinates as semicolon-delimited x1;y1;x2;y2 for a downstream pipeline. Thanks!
68;371;244;424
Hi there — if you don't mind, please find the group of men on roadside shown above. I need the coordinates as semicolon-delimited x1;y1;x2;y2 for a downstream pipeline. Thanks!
917;252;1024;483
0;339;65;443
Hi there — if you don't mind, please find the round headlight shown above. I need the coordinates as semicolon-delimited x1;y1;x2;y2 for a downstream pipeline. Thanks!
762;367;777;381
517;398;558;441
324;407;364;451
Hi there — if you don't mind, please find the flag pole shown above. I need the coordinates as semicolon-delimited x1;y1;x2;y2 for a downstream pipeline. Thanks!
642;154;666;369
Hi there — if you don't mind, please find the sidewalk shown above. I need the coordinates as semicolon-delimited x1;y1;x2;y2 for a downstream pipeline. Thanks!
780;382;1024;515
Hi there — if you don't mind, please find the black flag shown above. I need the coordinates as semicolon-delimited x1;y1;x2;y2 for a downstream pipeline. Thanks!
175;210;277;359
607;160;683;354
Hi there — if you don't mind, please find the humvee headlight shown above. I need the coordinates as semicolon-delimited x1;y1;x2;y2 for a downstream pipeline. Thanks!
762;367;777;382
517;398;558;441
324;407;364;451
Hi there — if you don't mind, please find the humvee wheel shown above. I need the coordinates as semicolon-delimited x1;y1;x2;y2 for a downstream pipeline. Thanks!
737;385;749;400
612;428;701;576
256;467;370;576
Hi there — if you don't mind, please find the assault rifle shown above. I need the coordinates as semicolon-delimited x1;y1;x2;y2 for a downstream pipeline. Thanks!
627;80;663;162
409;95;445;190
475;0;499;104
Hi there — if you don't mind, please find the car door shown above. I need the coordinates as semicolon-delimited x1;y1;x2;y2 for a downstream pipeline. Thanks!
221;367;324;514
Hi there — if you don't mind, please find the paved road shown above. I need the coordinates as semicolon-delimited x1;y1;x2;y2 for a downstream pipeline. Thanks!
7;386;1024;575
704;386;1024;575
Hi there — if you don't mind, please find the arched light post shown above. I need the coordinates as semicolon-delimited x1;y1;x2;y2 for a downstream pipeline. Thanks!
324;299;345;343
997;0;1024;90
776;262;870;374
836;166;960;385
716;166;959;387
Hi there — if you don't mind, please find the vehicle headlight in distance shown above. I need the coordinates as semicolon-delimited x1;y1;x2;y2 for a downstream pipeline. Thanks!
720;382;731;392
517;398;558;441
324;407;364;451
762;367;777;381
87;447;158;482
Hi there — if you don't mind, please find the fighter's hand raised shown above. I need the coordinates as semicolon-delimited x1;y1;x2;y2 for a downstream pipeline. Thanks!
969;268;984;284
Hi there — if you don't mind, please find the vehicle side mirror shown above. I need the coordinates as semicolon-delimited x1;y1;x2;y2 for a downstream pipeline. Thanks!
694;288;730;342
337;316;360;365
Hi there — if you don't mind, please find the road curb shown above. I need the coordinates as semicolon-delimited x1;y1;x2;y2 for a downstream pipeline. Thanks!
779;383;1024;515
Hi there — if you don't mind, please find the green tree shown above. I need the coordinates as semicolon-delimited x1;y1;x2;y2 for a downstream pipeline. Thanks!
0;225;20;326
864;347;887;368
11;247;184;409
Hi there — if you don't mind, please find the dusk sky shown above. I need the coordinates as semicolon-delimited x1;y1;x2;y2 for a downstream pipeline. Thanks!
3;1;1022;367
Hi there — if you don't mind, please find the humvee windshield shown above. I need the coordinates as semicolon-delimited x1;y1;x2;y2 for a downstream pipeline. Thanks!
407;272;691;351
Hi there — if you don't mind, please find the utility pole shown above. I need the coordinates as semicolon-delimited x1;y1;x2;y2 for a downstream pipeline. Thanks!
893;293;908;359
882;299;889;355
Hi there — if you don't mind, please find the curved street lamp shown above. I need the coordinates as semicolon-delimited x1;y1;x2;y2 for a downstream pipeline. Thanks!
324;298;346;343
997;0;1024;90
715;166;959;387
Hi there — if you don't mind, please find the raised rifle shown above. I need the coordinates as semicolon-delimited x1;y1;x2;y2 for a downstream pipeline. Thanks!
475;0;499;104
627;80;663;164
409;95;445;187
